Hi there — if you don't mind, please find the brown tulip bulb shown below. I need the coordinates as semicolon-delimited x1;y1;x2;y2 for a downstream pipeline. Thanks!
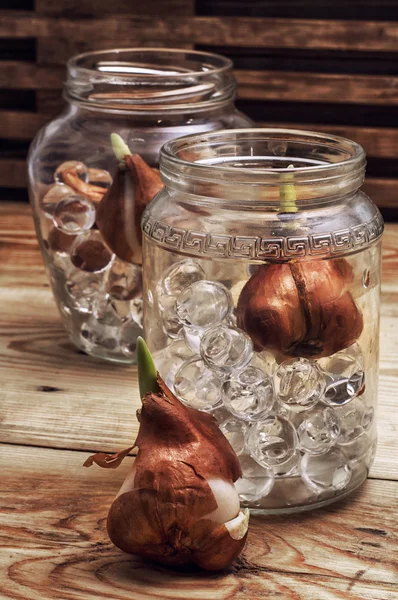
84;339;249;571
237;259;363;359
96;134;163;265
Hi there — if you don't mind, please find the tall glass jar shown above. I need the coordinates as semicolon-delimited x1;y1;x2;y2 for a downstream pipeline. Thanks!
28;48;252;363
142;129;383;513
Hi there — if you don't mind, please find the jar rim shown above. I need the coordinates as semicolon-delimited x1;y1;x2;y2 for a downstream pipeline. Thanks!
65;48;235;114
67;47;233;79
160;128;366;182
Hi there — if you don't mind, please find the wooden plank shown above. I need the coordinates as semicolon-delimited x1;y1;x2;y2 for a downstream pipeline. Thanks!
256;123;398;160
1;11;398;52
0;159;27;188
235;70;398;106
36;37;194;67
2;110;397;160
0;60;63;90
363;179;398;209
198;0;398;20
36;0;195;16
3;62;398;106
0;443;397;600
0;203;397;481
0;110;49;140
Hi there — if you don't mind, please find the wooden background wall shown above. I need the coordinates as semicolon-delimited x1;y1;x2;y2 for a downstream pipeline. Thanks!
1;1;397;217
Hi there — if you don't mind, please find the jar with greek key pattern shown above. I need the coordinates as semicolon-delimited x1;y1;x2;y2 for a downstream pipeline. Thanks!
143;128;383;513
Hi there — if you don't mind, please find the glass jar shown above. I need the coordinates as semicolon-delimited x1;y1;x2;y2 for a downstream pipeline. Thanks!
142;128;383;513
28;48;252;363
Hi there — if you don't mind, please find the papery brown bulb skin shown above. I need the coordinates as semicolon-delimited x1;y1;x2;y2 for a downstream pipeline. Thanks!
106;377;247;570
237;260;363;359
96;155;163;265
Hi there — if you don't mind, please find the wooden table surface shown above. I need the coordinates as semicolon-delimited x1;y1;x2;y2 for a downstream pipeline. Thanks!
0;202;397;600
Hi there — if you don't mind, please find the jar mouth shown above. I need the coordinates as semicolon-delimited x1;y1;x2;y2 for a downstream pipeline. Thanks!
65;48;235;113
160;128;366;203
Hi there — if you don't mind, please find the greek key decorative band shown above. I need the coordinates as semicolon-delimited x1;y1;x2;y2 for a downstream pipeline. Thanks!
142;212;384;260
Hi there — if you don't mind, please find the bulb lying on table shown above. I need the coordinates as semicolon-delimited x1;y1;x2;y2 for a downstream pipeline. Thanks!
84;337;249;570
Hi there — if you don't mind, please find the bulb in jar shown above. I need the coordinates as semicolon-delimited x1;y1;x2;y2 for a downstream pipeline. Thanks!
237;259;363;359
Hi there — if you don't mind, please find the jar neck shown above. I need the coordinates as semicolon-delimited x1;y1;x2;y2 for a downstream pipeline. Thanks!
64;48;236;117
160;129;367;209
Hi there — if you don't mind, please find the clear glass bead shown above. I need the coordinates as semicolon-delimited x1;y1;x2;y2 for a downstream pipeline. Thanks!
320;344;365;406
335;398;374;444
70;231;113;273
246;415;298;468
200;325;253;374
174;358;223;410
300;448;352;493
235;455;275;503
159;295;183;339
222;365;274;421
297;407;340;455
176;280;231;329
106;259;142;301
219;417;247;456
54;160;89;184
276;357;325;413
42;183;74;216
182;326;203;353
65;270;105;314
160;259;205;297
87;167;112;189
53;195;96;234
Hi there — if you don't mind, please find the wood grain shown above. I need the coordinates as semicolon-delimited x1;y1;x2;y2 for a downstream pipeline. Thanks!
0;444;397;600
1;11;398;51
36;37;193;67
256;123;398;160
235;70;398;105
3;110;397;161
36;0;195;16
5;61;398;106
0;111;49;141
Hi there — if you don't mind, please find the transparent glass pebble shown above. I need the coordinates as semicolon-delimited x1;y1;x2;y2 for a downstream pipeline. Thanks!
200;325;253;374
335;398;374;444
88;167;112;189
297;407;340;455
235;455;275;503
159;295;182;339
320;344;365;406
65;270;104;313
183;325;203;354
53;195;96;234
222;366;274;421
176;281;231;329
93;296;122;327
55;160;89;184
300;448;352;493
152;340;194;392
120;319;143;358
246;415;298;468
106;259;142;301
174;358;223;411
109;297;143;326
337;432;370;461
71;231;113;273
219;418;247;457
276;358;325;413
80;316;120;353
160;259;205;297
42;183;74;216
273;450;300;477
